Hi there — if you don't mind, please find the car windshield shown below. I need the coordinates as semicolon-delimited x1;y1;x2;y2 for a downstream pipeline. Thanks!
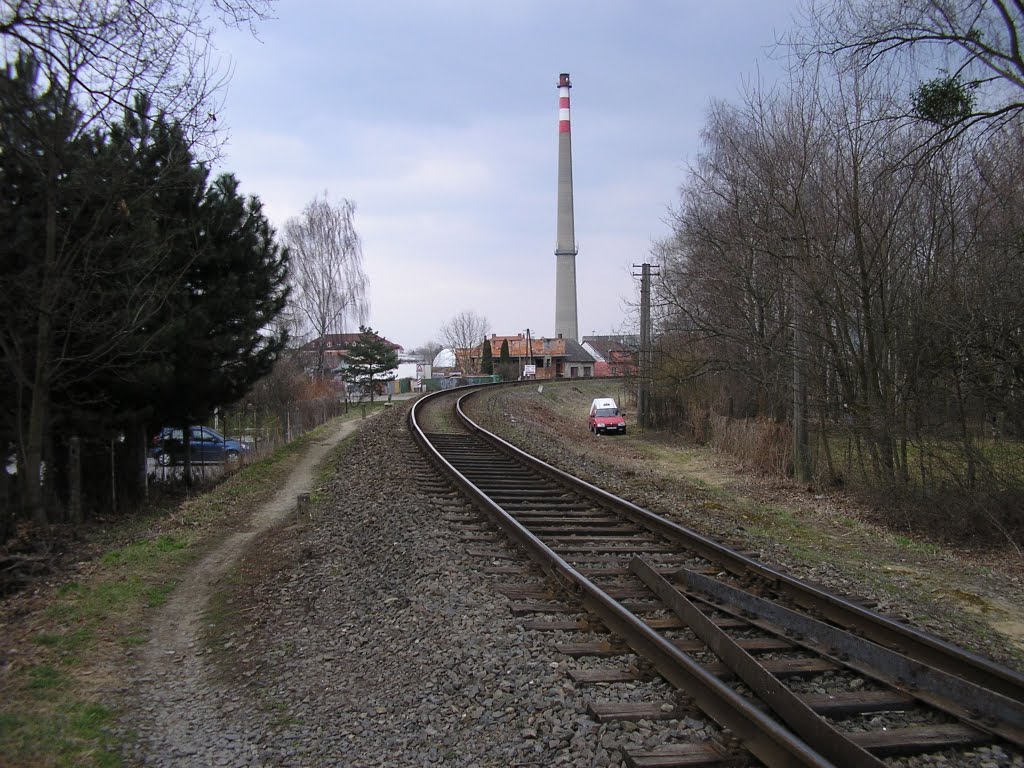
596;408;618;417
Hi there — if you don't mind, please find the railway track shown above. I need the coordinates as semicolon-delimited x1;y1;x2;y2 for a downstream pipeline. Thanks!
409;384;1024;768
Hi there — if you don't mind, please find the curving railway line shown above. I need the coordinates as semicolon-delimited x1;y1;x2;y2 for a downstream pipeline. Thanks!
409;383;1024;768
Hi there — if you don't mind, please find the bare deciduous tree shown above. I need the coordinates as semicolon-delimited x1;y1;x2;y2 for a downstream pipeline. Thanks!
283;193;369;375
661;62;907;475
408;341;443;366
657;43;1024;535
439;311;490;374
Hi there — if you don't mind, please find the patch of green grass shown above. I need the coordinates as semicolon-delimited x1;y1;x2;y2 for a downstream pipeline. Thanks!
144;581;176;608
46;576;177;629
88;579;147;613
738;504;832;561
101;533;188;567
0;710;21;735
33;627;93;656
891;534;942;557
0;700;122;768
56;580;82;597
69;702;116;739
28;664;68;692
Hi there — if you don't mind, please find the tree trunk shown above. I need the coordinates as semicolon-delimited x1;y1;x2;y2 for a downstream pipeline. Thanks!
24;154;60;526
137;423;150;503
69;437;82;525
0;458;11;545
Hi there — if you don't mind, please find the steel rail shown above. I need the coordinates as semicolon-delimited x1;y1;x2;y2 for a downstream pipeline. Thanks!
453;385;1024;706
409;388;841;767
632;556;888;768
660;562;1024;748
409;383;1024;763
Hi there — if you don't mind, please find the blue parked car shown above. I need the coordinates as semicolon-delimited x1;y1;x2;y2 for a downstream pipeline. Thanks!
149;426;250;466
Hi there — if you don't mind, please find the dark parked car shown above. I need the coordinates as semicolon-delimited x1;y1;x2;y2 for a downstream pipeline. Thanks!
150;426;250;466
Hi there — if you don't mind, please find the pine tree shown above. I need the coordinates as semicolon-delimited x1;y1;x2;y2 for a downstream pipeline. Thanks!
76;96;212;427
0;53;91;522
0;62;212;517
481;338;494;375
153;173;289;428
1;52;292;519
497;339;516;381
343;325;399;403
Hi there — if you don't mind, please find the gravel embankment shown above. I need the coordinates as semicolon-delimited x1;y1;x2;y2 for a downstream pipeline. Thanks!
118;395;1024;767
119;404;721;767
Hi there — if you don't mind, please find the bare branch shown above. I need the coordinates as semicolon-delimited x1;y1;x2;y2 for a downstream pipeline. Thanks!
794;0;1024;122
438;311;490;374
1;0;274;152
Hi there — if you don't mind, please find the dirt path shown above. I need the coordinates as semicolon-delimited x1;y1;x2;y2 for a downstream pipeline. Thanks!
141;417;366;670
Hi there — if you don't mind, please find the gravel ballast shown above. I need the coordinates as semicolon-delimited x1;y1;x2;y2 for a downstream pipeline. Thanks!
119;405;721;767
116;394;1024;767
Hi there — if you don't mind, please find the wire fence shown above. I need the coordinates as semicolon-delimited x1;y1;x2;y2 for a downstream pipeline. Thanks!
148;397;349;485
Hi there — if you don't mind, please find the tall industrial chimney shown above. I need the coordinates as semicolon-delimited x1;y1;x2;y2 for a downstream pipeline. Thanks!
554;72;579;342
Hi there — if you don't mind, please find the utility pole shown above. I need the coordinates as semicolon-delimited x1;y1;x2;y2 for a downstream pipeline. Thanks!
523;328;534;378
633;263;658;428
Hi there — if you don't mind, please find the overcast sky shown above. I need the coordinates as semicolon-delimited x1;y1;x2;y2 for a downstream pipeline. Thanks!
211;1;805;351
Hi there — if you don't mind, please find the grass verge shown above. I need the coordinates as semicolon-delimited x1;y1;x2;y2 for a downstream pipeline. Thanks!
0;405;383;768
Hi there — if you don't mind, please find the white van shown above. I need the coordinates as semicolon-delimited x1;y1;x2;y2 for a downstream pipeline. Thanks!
588;397;626;435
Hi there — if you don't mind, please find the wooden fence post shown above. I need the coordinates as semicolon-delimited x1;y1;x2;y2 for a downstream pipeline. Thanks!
69;437;82;525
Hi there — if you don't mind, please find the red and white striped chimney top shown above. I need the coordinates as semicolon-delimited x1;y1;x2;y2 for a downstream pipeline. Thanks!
558;72;572;133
